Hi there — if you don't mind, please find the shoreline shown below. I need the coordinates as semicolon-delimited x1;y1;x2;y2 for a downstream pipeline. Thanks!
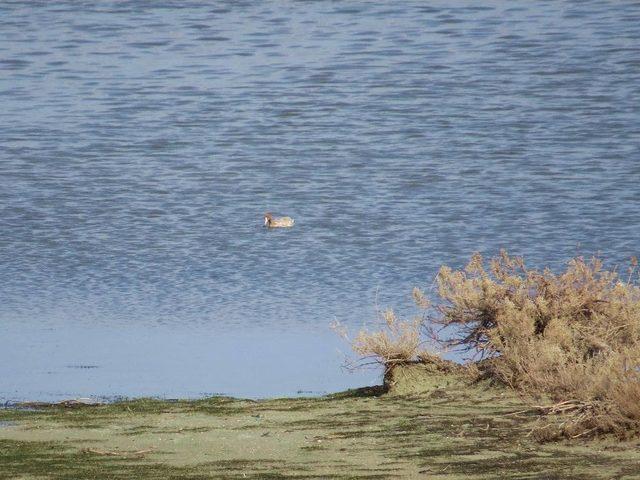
0;325;377;404
2;364;639;479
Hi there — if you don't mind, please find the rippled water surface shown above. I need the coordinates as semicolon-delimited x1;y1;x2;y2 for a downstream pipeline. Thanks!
1;1;639;400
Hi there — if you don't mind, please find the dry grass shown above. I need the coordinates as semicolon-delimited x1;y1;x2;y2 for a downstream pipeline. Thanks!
333;305;429;388
345;251;640;439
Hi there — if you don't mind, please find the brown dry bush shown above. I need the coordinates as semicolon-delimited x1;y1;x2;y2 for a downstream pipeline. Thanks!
431;251;640;439
333;298;432;389
346;251;640;439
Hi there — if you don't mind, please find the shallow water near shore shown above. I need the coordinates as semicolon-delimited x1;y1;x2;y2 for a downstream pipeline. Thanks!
1;0;639;400
0;325;376;403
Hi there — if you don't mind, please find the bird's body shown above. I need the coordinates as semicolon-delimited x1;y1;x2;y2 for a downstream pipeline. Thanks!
264;212;295;228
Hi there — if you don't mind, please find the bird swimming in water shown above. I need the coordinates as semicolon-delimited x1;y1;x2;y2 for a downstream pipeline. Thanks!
264;212;295;228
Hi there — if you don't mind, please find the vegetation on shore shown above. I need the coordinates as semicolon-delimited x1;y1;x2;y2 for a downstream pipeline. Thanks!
345;252;640;441
2;364;640;479
2;251;639;477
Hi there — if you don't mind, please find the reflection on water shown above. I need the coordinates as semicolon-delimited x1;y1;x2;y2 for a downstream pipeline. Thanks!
1;0;639;399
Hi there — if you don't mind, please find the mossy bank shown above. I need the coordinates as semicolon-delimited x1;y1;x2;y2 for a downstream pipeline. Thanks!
1;365;639;480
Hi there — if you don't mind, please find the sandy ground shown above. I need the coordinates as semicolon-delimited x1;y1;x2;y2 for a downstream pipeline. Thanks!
1;365;640;479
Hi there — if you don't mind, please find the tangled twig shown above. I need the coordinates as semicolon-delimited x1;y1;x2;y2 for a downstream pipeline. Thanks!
81;447;155;457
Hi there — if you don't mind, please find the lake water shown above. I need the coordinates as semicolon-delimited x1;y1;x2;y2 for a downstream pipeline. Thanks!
1;0;639;402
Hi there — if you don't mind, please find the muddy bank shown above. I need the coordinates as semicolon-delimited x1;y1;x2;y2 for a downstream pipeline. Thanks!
1;366;639;479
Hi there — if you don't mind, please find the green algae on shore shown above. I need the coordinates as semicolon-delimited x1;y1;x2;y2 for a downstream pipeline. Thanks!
1;366;640;480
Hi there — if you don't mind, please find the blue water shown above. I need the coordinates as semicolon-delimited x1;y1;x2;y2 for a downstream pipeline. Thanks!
1;0;639;401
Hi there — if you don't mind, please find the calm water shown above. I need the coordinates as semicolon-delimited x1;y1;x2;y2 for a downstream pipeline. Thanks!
1;0;639;401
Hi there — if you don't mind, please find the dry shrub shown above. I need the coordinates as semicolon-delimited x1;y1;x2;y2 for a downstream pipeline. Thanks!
343;251;640;438
333;305;427;389
351;309;421;366
431;251;640;439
